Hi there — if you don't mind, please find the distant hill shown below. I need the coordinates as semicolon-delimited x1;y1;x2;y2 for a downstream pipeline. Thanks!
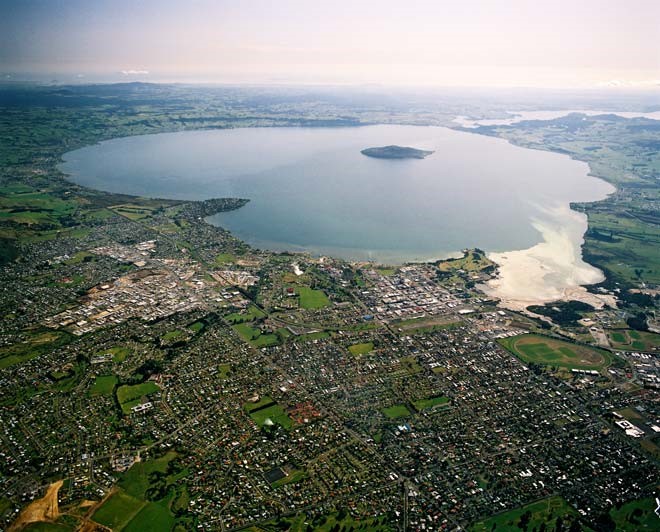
360;145;434;159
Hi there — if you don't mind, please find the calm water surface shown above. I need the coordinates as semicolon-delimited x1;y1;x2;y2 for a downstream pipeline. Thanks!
60;125;613;263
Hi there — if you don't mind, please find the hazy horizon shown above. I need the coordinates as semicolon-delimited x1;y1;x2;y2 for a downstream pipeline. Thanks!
2;0;659;89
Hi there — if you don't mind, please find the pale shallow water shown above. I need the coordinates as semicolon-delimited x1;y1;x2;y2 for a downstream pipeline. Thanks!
60;125;613;264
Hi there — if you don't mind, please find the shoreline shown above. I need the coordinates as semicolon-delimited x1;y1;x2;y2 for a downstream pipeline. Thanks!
58;121;619;310
480;204;617;311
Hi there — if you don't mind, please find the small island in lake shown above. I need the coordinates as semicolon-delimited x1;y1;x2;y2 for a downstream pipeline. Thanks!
360;145;434;159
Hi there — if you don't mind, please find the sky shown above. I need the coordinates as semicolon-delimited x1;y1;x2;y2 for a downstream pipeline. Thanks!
1;0;659;88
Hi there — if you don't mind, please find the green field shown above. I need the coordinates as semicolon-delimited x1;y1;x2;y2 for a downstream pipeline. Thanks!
0;330;72;369
123;501;175;532
0;191;77;226
188;321;205;333
382;404;411;419
244;397;293;429
297;331;331;342
399;356;422;374
23;522;74;532
232;323;280;347
214;252;235;264
413;395;449;411
272;469;307;488
499;334;612;370
96;346;131;362
89;375;118;396
610;497;660;530
109;204;157;220
470;496;579;531
225;305;266;324
119;452;178;498
608;329;660;352
348;342;374;356
436;249;494;273
161;330;186;343
296;286;330;309
92;491;146;530
116;382;160;414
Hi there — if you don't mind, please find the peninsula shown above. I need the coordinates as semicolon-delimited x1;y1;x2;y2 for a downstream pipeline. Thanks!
360;145;434;159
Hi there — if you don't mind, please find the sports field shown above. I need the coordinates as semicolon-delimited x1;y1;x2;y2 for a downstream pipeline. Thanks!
499;334;612;370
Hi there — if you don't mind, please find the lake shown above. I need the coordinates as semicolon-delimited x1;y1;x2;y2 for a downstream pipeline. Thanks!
60;125;613;264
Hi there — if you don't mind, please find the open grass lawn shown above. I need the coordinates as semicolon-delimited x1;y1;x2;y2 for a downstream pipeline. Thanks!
470;496;579;531
272;469;307;488
89;375;117;396
123;501;175;532
436;249;494;273
298;331;331;342
609;497;659;530
109;204;156;220
96;346;131;362
382;404;411;419
249;403;293;429
413;395;449;411
244;397;293;429
608;329;660;352
0;192;77;226
188;321;205;333
92;491;145;530
116;382;160;414
119;452;178;499
217;363;232;379
23;522;74;532
499;334;612;370
214;252;235;265
161;330;185;342
225;305;266;324
0;330;72;369
393;316;461;335
296;286;330;309
348;342;374;356
400;356;422;374
233;323;280;347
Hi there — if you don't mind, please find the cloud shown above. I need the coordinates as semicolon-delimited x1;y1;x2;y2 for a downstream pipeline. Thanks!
120;69;149;75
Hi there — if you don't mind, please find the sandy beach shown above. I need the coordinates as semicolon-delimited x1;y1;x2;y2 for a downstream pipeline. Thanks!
481;204;617;311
